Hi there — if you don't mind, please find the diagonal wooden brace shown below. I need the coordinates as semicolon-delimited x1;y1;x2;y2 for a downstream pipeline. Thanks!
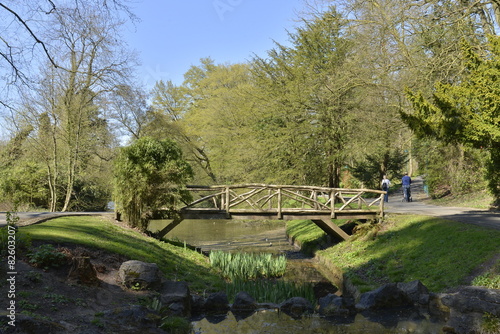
312;219;350;241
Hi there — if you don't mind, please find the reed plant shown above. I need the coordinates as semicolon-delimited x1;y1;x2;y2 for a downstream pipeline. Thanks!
209;251;287;280
226;279;316;306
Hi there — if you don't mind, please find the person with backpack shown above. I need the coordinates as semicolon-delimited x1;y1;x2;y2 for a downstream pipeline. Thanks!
381;175;390;202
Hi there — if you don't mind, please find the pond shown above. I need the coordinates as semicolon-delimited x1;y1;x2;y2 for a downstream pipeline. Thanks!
148;219;446;333
191;309;444;334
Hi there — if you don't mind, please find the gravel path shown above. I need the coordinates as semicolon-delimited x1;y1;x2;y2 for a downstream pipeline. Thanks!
385;176;500;231
0;212;113;227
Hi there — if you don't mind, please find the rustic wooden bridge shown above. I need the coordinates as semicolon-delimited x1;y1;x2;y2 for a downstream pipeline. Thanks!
157;184;386;241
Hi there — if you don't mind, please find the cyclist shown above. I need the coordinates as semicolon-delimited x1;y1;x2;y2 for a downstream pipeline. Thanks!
402;172;412;202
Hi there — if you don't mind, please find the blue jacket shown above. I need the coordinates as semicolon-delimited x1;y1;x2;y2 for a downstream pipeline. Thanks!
402;175;411;186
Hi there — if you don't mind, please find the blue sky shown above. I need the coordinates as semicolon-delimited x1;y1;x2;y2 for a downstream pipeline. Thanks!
124;0;307;87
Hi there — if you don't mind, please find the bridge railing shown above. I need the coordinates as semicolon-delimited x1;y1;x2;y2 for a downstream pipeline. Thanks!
182;184;385;219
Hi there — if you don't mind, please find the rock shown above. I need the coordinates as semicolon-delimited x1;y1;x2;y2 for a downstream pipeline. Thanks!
356;283;412;311
204;292;230;315
397;280;429;305
67;256;100;286
441;286;500;316
191;294;206;315
118;260;162;290
318;294;351;316
440;286;500;334
160;280;191;317
428;292;450;321
279;297;313;318
100;305;164;334
231;291;258;313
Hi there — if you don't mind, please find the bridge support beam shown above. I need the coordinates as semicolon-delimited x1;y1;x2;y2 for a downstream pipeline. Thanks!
312;219;350;241
156;216;184;239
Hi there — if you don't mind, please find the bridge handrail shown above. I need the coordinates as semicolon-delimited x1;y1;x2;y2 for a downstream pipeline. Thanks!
182;184;385;218
187;183;386;193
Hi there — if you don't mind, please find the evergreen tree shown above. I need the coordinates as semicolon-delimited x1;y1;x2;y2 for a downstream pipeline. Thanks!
404;37;500;205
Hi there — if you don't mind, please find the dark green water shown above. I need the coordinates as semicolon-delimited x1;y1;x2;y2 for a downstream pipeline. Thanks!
149;220;446;333
148;219;295;254
191;310;444;334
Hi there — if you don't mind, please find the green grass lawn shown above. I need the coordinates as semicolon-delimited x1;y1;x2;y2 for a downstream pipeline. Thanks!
423;188;494;209
288;215;500;293
19;216;225;293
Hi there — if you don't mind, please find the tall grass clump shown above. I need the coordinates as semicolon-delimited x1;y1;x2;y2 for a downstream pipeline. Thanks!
209;251;287;280
226;279;316;306
210;251;316;305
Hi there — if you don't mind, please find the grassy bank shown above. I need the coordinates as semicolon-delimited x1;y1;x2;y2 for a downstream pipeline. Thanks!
18;216;225;293
424;189;494;209
287;215;500;293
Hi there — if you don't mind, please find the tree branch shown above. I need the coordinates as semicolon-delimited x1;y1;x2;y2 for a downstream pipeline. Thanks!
0;2;58;68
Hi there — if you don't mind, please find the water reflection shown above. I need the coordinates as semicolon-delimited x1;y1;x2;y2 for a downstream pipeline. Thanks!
192;309;444;334
148;219;296;254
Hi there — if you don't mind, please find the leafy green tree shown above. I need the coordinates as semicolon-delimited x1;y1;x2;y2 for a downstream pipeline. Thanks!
181;61;263;184
147;77;219;183
251;7;360;187
351;149;408;189
113;137;193;230
148;61;263;185
0;161;48;209
413;139;488;197
403;37;500;205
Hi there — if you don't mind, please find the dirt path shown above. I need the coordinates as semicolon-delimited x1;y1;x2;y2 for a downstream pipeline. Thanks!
0;212;113;227
385;176;500;231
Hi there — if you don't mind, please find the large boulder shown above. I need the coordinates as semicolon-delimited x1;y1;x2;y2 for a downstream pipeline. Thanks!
231;291;258;313
397;280;430;305
440;286;500;334
118;260;162;290
318;294;354;316
191;294;206;315
356;283;412;311
160;281;191;317
204;292;230;315
279;297;313;318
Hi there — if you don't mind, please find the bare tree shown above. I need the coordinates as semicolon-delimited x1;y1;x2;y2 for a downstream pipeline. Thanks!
10;1;138;211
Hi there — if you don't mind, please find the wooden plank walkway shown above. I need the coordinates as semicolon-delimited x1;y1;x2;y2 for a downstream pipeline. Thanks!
157;184;386;241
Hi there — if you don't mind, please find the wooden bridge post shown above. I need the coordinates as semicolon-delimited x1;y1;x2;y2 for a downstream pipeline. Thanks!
277;187;282;219
330;190;336;219
379;193;385;218
224;186;230;218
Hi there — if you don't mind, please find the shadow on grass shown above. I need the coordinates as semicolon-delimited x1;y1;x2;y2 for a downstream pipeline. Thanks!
286;220;330;256
20;216;225;292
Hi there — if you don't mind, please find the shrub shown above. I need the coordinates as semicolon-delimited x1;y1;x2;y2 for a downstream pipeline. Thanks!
0;212;32;256
113;137;193;230
28;244;68;270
